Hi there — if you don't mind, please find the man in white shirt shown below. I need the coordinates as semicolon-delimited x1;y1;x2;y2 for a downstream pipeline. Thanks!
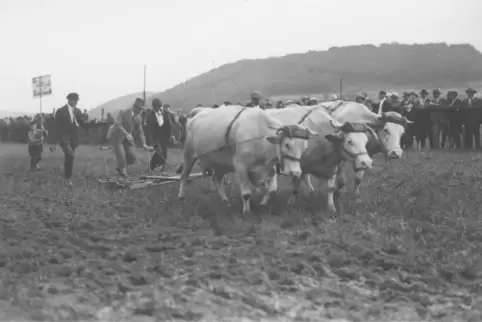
145;99;176;171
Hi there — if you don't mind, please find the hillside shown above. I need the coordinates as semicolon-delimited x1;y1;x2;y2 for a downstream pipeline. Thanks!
148;42;482;111
88;92;155;120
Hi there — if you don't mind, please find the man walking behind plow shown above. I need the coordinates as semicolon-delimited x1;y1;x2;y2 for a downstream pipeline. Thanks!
106;98;153;176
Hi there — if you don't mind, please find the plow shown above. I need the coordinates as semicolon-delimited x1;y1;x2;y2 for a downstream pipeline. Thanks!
95;146;205;190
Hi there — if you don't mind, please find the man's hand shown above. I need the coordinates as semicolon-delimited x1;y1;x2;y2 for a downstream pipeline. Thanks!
143;145;154;152
126;133;134;143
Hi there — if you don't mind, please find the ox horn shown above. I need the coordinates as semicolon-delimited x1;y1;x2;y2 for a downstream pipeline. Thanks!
330;119;344;129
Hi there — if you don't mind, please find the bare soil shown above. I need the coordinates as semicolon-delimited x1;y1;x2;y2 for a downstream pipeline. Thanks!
0;143;481;321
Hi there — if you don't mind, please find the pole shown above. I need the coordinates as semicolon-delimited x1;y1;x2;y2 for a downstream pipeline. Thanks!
143;65;146;103
39;90;42;114
339;78;343;99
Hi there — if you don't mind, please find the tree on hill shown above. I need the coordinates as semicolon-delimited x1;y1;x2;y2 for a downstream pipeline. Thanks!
147;42;482;111
88;92;155;120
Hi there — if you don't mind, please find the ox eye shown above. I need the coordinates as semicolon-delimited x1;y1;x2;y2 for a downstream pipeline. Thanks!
284;142;291;149
383;128;390;134
347;140;353;145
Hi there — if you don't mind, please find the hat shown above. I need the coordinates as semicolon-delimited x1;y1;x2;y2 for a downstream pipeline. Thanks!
152;98;162;106
410;92;419;98
133;98;146;109
163;104;170;108
224;101;231;105
250;91;262;100
433;88;442;95
403;92;410;97
466;88;477;94
66;93;79;100
390;92;400;98
379;90;387;95
420;89;429;95
356;92;367;98
286;100;294;104
301;95;309;100
309;97;318;102
447;90;458;96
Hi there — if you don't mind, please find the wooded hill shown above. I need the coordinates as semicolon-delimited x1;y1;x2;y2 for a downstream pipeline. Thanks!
84;43;482;117
148;43;482;111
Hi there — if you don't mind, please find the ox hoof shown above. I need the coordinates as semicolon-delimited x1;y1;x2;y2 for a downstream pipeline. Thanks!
327;204;337;213
179;196;185;201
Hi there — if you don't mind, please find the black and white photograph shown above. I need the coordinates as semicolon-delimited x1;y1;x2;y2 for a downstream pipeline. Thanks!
0;0;481;320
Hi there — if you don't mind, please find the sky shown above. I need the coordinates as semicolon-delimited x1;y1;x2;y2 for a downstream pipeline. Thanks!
1;0;481;115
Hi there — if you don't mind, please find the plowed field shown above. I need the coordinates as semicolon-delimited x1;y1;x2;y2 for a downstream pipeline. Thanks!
1;143;481;321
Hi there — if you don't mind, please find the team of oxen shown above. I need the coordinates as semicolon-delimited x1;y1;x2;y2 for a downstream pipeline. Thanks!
176;101;411;213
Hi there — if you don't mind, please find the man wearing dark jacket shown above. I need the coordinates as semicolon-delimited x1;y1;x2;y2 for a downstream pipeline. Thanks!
146;99;176;171
54;92;87;185
445;91;463;149
462;88;481;149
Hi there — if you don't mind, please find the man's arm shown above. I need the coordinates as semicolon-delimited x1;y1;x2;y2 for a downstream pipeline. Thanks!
112;110;130;137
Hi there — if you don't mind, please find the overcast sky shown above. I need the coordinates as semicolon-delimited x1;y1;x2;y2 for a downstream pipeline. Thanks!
1;0;481;114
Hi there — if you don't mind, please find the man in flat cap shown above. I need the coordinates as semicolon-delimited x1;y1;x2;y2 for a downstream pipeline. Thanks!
355;92;367;104
300;95;310;106
54;92;88;185
145;99;177;171
462;88;481;149
106;98;153;176
246;91;262;108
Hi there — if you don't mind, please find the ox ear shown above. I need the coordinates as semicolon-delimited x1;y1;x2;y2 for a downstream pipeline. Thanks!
325;133;343;144
265;135;281;145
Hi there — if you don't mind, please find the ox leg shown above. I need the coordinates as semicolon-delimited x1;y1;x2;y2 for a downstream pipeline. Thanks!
213;171;229;203
289;176;301;205
354;170;364;202
260;174;278;206
234;164;253;214
334;167;347;203
178;148;196;201
301;174;315;194
326;174;337;213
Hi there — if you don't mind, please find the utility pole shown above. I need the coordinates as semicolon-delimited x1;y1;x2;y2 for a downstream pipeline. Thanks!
143;65;147;103
339;78;343;99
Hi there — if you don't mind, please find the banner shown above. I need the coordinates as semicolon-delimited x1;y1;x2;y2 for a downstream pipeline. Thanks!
32;75;52;97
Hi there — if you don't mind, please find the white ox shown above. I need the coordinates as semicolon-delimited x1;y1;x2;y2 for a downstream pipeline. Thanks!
266;105;374;212
319;100;412;197
178;105;316;213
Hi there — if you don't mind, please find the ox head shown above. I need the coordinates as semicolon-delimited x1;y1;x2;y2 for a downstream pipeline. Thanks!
265;124;318;178
372;112;413;160
326;120;374;171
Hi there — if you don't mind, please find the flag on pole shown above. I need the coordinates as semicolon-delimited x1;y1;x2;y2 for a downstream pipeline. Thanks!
32;75;52;97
